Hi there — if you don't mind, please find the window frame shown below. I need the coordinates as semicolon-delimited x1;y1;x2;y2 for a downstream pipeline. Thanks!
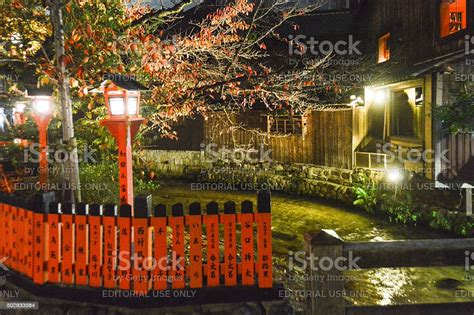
438;0;470;40
377;32;391;64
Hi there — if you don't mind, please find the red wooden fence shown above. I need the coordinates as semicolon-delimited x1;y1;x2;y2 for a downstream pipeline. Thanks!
0;191;272;292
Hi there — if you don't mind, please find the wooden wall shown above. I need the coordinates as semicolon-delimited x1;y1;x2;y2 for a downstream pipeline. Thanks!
439;132;474;182
357;0;474;66
203;109;354;169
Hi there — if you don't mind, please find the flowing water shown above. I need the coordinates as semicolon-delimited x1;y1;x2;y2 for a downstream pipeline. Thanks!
153;181;474;307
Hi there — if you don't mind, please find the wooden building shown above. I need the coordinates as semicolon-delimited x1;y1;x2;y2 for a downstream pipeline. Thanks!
151;0;473;187
352;0;474;186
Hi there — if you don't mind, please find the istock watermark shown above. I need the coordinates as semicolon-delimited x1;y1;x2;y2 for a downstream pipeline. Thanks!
115;250;184;272
23;144;97;164
288;250;361;272
289;35;362;56
200;143;273;164
376;143;449;164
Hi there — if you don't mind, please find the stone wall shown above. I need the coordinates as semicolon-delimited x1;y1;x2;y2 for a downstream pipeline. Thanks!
143;150;383;206
141;150;210;179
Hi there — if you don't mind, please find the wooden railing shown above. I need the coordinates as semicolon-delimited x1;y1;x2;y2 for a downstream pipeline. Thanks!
0;191;273;294
354;152;388;169
305;229;474;315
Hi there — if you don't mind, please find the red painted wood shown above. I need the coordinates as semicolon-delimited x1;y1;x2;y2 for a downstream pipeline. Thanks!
187;215;203;288
117;216;131;290
47;213;60;283
204;215;219;287
151;217;168;290
75;214;88;286
61;214;75;284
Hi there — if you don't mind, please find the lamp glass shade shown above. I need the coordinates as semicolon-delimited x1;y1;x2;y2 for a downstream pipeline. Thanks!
109;97;125;115
128;97;138;115
33;97;52;116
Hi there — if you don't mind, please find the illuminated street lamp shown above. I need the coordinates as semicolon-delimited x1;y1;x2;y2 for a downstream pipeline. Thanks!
28;90;54;186
98;74;147;206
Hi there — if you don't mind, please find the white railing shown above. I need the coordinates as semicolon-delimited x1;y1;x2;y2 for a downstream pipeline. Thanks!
354;152;388;169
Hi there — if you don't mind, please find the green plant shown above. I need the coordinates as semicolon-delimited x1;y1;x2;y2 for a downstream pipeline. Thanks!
352;172;379;213
435;89;474;134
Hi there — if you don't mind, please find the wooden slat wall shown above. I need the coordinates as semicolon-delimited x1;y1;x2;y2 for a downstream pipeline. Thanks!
440;132;474;180
358;0;473;67
203;110;353;169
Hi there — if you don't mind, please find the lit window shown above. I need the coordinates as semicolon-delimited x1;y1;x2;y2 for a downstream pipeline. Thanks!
378;33;390;63
440;0;467;38
267;115;308;137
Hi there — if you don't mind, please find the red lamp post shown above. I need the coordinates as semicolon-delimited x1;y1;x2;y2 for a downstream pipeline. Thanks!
99;76;146;206
30;95;53;186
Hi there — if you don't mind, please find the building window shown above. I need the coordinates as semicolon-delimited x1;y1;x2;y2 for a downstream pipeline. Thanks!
440;0;467;38
378;33;391;63
267;115;307;136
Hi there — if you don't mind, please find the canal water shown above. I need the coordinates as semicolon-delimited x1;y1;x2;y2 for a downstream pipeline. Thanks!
153;182;474;308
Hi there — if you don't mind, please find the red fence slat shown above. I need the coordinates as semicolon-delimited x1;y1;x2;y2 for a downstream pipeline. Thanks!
133;196;152;294
257;191;273;288
75;203;88;286
222;202;237;286
47;203;60;283
10;205;19;271
17;204;26;275
170;204;185;289
152;204;168;290
25;208;34;278
61;203;75;284
103;205;117;289
4;204;12;269
117;204;132;290
240;201;255;286
204;202;220;287
187;203;203;288
88;204;103;288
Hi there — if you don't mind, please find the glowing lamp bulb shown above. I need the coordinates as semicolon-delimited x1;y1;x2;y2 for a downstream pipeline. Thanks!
33;97;52;116
387;169;403;183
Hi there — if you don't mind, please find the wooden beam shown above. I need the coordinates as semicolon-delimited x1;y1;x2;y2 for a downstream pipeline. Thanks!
343;238;474;268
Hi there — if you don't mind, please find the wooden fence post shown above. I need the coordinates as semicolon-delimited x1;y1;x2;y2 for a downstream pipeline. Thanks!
89;204;103;287
103;204;117;289
24;199;34;279
117;204;132;290
10;197;19;272
61;202;75;284
133;196;152;294
32;192;55;285
48;202;61;283
152;204;168;290
240;200;255;286
205;202;220;287
304;230;345;315
17;198;27;275
188;202;203;288
223;201;237;286
4;197;12;270
170;203;185;289
257;190;272;288
75;203;88;286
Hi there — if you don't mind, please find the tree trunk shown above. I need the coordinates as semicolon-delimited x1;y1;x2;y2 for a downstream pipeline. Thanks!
47;0;81;202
